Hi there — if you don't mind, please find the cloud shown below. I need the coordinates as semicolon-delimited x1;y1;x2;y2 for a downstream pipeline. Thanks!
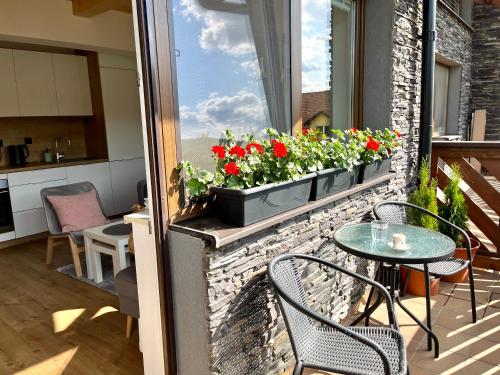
179;90;270;138
179;0;255;57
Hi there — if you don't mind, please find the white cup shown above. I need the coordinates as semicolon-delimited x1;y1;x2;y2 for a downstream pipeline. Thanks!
393;233;406;249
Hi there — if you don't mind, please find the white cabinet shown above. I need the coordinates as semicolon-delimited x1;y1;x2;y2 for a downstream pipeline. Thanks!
110;158;146;214
13;50;59;116
8;168;67;238
66;162;114;216
8;168;67;186
53;54;93;116
100;64;144;161
10;179;67;213
13;209;48;238
0;49;20;116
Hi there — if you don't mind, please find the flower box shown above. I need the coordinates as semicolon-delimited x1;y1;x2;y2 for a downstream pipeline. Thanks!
310;164;362;201
358;157;392;183
211;173;315;227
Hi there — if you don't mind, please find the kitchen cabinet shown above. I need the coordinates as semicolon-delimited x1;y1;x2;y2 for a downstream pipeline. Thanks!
13;50;59;116
13;209;48;238
66;162;114;216
53;54;93;116
110;158;146;214
0;49;20;116
100;63;144;161
10;179;68;213
8;168;67;186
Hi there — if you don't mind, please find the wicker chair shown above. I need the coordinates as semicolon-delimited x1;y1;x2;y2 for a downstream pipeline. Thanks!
373;201;477;351
268;253;407;375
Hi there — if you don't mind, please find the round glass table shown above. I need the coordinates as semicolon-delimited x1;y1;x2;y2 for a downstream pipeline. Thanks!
333;223;456;265
333;223;456;358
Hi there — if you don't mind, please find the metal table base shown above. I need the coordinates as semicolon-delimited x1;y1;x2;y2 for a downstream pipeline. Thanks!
351;263;440;358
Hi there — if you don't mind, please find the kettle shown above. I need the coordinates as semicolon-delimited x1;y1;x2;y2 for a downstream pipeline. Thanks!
8;144;30;166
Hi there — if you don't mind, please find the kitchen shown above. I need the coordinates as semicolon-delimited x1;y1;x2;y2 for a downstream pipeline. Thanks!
0;1;147;373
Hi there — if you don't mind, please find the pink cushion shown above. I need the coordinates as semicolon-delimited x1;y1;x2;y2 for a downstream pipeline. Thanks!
47;190;108;232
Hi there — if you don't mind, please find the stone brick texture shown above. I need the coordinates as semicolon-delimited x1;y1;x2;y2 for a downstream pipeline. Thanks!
470;3;500;140
436;4;473;138
201;0;427;373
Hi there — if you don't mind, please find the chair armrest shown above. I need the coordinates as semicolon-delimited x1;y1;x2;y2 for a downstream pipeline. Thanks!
268;259;393;374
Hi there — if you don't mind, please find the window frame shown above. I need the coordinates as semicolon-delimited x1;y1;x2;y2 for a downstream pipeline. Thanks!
161;0;366;221
293;0;365;135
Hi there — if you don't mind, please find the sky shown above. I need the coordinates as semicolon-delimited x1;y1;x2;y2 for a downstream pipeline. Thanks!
172;0;338;140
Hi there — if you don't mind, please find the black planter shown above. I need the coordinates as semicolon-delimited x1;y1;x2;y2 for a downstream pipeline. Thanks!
358;157;392;183
211;173;315;227
310;164;362;201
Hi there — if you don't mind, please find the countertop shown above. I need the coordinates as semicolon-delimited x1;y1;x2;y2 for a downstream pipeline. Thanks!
0;158;109;174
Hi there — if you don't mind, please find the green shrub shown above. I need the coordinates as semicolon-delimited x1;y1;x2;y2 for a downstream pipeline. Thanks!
439;164;469;246
408;158;439;230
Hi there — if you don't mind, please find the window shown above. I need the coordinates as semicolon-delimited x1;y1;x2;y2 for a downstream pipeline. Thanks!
433;62;450;136
432;58;461;136
301;0;357;133
171;0;290;170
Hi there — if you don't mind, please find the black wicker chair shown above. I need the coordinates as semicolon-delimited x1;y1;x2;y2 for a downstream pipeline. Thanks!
267;253;407;375
373;201;477;351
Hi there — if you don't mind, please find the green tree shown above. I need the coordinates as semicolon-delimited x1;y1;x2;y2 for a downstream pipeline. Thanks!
408;158;439;230
439;164;469;245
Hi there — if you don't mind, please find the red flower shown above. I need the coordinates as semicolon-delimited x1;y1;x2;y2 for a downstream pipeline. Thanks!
351;128;358;133
272;140;288;158
394;130;401;138
224;162;240;175
302;128;309;135
229;145;246;158
366;138;380;152
245;143;263;155
211;145;226;159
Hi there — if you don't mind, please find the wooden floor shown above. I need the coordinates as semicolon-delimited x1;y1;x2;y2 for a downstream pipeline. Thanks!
0;239;143;375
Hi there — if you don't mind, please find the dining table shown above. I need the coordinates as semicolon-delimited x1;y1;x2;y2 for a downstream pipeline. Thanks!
333;222;456;358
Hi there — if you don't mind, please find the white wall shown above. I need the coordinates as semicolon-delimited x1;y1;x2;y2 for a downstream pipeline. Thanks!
0;0;135;53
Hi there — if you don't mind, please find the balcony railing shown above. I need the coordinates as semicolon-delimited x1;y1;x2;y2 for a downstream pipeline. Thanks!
431;141;500;270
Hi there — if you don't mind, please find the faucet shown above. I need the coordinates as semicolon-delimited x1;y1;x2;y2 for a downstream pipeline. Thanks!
55;136;71;163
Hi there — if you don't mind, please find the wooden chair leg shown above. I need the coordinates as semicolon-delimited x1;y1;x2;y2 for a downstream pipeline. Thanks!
46;236;55;264
69;238;83;278
126;315;133;338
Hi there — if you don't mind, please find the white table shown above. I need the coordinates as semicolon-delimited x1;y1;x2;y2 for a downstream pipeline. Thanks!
83;220;130;283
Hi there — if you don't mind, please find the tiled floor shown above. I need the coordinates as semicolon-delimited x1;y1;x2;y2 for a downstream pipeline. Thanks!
302;268;500;375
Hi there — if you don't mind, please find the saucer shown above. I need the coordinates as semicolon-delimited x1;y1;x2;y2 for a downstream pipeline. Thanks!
388;241;411;251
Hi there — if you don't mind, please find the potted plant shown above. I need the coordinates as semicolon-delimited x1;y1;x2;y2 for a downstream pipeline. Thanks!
304;129;363;200
354;128;400;183
177;129;315;227
403;159;441;296
439;164;480;283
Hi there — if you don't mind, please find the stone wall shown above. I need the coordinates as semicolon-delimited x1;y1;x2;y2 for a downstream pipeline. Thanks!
470;3;500;140
435;3;473;137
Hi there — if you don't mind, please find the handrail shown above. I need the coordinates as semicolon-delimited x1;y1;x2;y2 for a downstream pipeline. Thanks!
431;141;500;268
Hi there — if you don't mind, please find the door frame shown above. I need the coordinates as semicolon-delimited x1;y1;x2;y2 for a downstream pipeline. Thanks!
133;0;179;373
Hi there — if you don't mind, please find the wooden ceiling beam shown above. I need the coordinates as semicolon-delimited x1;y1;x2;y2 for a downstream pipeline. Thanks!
71;0;132;17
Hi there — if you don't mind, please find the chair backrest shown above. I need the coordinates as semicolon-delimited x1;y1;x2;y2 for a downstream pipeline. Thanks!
268;255;316;356
137;179;148;206
40;182;106;235
373;201;408;225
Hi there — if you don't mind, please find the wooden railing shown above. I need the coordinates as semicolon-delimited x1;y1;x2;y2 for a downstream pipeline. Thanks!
431;141;500;270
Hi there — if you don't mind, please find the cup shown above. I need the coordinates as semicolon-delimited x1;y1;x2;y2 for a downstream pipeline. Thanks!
392;233;407;249
371;220;388;242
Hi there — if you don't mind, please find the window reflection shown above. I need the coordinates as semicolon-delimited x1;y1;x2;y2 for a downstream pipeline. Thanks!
301;0;355;133
172;0;290;170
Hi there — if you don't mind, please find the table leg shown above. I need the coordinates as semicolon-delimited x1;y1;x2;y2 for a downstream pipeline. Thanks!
93;249;103;283
84;237;94;280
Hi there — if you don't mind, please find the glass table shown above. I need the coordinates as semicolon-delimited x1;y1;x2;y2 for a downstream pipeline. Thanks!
333;223;456;358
